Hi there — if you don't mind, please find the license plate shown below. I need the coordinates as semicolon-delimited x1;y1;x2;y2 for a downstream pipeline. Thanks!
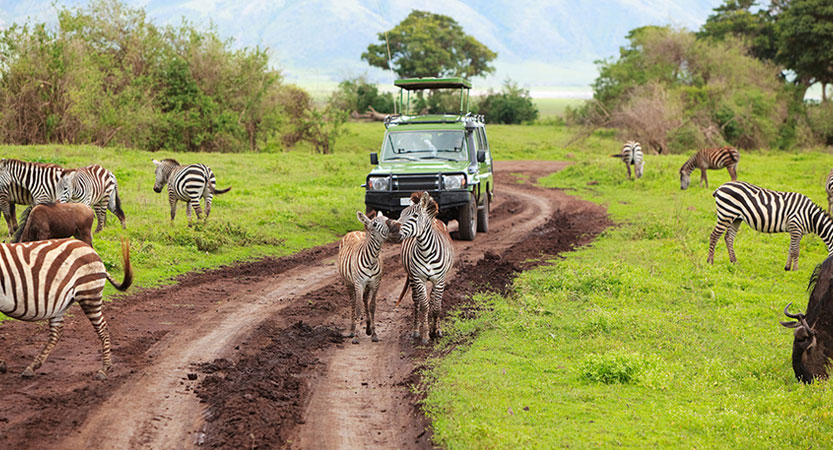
400;197;411;206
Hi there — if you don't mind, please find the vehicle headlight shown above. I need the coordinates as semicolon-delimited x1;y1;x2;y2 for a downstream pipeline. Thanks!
442;174;466;190
368;176;390;191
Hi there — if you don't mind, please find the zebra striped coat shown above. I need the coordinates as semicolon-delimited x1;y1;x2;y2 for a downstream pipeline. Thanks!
337;211;398;344
152;159;231;225
60;164;126;232
680;147;740;190
610;141;644;180
397;192;454;344
825;168;833;214
0;238;132;378
708;181;833;271
0;159;64;235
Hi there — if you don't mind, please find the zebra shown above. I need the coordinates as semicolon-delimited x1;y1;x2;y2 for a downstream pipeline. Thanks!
610;141;644;180
825;168;833;214
0;238;132;379
151;159;231;225
708;181;833;271
0;159;65;235
396;191;454;344
680;146;740;190
60;164;126;232
337;211;399;344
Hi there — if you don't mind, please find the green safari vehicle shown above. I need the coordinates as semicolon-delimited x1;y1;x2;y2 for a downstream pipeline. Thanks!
364;77;494;241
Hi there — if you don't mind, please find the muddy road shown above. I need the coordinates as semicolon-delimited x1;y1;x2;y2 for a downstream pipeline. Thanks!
0;161;608;449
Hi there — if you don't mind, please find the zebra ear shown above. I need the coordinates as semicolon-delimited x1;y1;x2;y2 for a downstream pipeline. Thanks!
419;191;431;207
152;159;160;166
356;211;371;227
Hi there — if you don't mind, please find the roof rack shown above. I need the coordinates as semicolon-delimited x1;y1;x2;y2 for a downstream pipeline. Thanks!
394;77;473;116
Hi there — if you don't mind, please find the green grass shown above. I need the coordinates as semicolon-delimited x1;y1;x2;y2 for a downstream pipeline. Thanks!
423;139;833;447
533;98;586;117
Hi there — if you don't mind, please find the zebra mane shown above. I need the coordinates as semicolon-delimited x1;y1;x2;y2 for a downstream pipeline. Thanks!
161;158;180;166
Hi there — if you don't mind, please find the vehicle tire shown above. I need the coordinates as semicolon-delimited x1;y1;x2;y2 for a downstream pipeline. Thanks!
477;191;489;233
457;193;477;241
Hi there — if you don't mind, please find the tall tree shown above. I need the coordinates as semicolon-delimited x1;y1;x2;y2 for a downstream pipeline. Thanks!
697;0;778;61
362;10;496;79
776;0;833;100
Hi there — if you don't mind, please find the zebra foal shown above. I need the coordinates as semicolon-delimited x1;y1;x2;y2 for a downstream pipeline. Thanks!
708;181;833;271
610;141;644;180
0;238;132;378
397;192;454;344
825;168;833;214
337;211;399;344
680;146;740;190
60;164;126;232
0;159;65;234
152;159;231;225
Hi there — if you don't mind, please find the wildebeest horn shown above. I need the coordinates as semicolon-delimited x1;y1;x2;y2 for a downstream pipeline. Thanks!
783;302;802;319
782;303;816;335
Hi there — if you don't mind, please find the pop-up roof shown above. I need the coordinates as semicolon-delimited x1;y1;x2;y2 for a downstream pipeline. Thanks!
394;77;472;90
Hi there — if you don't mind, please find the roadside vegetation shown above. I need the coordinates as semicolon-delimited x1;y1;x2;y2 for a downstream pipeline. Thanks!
423;130;833;447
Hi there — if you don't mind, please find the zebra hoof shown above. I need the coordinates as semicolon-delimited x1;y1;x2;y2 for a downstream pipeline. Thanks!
95;370;108;380
371;335;379;343
365;324;372;336
351;337;360;345
0;361;6;373
411;331;420;339
21;367;35;378
420;338;430;346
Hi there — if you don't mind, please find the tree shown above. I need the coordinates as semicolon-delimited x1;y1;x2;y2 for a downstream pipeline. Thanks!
362;10;496;79
697;0;779;61
776;0;833;101
477;80;539;124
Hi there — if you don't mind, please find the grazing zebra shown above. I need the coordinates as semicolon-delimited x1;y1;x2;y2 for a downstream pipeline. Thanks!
825;168;833;214
0;159;65;235
337;211;399;344
0;238;132;379
610;141;644;180
708;181;833;270
680;146;740;190
396;192;454;344
151;159;231;225
60;164;126;232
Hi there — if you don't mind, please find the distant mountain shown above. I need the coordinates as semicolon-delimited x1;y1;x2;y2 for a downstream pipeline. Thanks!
0;0;723;92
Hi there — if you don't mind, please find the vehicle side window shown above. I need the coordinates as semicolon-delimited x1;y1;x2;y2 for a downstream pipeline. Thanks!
478;128;489;151
474;129;484;151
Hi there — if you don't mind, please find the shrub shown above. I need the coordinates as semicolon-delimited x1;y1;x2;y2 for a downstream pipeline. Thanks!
329;77;395;114
477;80;539;124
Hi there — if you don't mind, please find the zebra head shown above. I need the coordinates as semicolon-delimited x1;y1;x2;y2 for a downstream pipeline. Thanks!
152;159;178;193
680;168;691;190
0;159;11;189
398;192;439;240
58;170;79;203
357;210;398;244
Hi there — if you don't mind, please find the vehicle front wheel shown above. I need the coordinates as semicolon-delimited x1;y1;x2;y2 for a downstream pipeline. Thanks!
477;192;489;233
457;193;477;241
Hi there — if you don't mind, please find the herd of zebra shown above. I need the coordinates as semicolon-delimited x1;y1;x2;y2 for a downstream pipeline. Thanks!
612;141;833;271
0;157;230;379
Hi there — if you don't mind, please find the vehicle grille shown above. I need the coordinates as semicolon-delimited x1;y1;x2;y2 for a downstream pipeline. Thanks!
393;174;440;191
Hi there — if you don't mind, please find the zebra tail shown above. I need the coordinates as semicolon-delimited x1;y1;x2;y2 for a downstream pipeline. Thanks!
10;205;34;243
106;237;133;291
211;185;232;195
110;185;126;221
610;154;623;158
395;278;410;307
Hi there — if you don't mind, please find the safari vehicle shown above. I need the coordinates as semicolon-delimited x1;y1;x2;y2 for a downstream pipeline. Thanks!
364;77;494;241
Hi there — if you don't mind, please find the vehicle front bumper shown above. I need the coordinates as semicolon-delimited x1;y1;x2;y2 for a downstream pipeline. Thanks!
365;189;470;216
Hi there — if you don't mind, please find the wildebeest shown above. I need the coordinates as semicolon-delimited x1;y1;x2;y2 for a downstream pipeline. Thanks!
11;203;95;247
781;255;833;383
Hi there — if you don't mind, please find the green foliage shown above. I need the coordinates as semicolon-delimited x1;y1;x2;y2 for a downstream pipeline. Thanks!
0;0;339;153
328;77;395;114
776;0;833;89
280;85;347;154
697;0;778;61
476;80;539;124
361;10;496;79
423;134;833;448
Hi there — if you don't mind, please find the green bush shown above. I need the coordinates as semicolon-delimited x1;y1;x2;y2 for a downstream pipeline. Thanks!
477;80;539;124
579;351;645;384
329;77;395;114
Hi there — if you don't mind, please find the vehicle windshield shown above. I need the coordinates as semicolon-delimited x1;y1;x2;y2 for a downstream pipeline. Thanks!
381;130;468;162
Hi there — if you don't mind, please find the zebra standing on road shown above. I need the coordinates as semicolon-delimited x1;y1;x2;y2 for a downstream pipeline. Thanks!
0;238;132;379
0;159;65;235
337;211;400;344
610;141;644;180
151;159;231;225
60;164;126;232
824;168;833;214
396;192;454;344
680;146;740;190
708;181;833;271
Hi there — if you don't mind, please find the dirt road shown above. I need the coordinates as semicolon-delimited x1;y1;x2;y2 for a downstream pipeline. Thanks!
0;161;608;449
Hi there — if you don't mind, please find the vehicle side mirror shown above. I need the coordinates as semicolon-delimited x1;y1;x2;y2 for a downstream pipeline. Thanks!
370;152;378;165
477;150;486;163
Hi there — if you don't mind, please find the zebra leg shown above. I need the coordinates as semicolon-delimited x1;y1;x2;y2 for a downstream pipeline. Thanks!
204;195;212;220
169;197;178;222
429;281;445;339
186;202;193;226
351;283;363;344
191;200;203;221
410;281;430;345
701;169;708;188
366;281;380;341
626;164;632;180
22;317;65;378
93;202;106;233
78;297;112;379
724;219;741;263
786;225;802;271
0;195;13;236
0;359;5;373
728;164;738;181
708;218;732;264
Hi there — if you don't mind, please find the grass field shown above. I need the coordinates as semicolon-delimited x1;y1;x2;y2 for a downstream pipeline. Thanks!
422;138;833;447
532;98;586;117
